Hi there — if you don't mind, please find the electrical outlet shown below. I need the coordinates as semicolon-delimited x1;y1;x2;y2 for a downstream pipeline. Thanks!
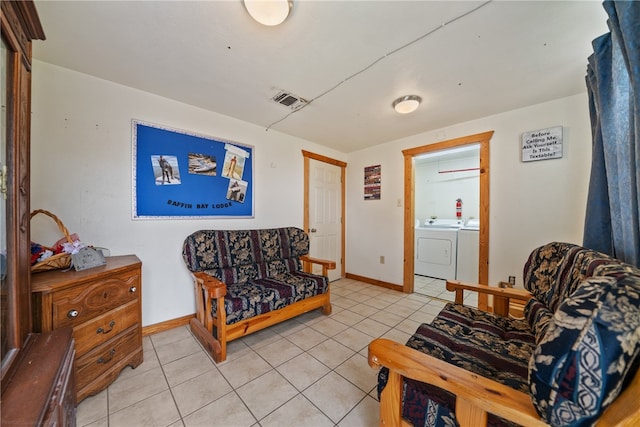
508;276;516;286
380;256;385;264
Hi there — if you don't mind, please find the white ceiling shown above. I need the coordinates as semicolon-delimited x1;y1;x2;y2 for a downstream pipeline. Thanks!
32;0;608;153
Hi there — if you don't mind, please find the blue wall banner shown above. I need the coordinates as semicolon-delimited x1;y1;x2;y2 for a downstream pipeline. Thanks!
132;120;254;219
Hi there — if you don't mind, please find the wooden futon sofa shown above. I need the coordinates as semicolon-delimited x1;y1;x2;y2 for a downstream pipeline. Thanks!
369;242;640;426
182;227;335;362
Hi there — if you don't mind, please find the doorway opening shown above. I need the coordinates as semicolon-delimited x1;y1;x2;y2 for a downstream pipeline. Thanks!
413;143;480;301
402;131;493;311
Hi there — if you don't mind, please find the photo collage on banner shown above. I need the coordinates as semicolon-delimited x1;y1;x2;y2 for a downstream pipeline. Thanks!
221;144;249;203
133;120;254;219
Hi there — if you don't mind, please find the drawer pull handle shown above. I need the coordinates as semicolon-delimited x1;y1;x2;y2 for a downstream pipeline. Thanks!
67;310;79;318
129;286;137;293
97;349;116;364
97;320;116;335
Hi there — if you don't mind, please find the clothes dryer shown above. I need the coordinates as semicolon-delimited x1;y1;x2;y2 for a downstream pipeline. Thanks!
414;219;462;280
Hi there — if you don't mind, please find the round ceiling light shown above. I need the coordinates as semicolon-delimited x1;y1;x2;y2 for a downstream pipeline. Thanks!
392;95;422;114
244;0;293;26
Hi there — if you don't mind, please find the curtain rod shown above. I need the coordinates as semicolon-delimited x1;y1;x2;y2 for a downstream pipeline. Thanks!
438;167;480;174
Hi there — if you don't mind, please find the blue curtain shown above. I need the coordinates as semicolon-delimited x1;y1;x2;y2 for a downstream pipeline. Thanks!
583;0;640;267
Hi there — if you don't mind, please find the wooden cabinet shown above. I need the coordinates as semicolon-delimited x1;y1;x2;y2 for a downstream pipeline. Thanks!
1;328;76;426
0;2;74;425
1;0;45;380
31;255;143;402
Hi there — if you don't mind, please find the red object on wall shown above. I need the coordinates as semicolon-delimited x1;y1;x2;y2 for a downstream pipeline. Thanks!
456;198;462;218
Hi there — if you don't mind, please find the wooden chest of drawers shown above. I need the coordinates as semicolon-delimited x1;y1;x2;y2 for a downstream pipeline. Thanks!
31;255;143;402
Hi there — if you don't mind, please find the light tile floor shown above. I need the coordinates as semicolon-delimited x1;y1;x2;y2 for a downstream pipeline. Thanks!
77;277;476;427
415;275;455;302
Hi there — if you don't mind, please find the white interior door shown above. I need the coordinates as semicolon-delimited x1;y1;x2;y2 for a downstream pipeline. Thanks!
309;159;342;282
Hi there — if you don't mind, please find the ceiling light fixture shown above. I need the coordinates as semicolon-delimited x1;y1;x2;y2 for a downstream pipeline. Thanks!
392;95;422;114
243;0;293;26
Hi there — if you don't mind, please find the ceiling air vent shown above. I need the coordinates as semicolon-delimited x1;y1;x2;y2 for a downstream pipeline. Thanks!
272;90;308;110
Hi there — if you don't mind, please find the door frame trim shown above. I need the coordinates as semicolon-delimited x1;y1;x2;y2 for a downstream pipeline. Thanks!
402;131;493;310
302;150;347;278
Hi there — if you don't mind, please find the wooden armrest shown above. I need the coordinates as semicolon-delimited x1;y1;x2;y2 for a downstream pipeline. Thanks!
190;271;226;363
446;280;532;301
299;255;336;269
446;280;532;316
596;367;640;426
368;338;547;427
299;255;336;276
192;272;227;299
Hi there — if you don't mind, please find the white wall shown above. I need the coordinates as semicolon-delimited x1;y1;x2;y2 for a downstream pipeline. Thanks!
346;94;592;287
30;60;593;326
30;61;345;327
415;154;480;223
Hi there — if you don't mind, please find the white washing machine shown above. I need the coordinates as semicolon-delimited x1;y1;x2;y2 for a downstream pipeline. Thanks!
415;219;462;280
456;219;480;283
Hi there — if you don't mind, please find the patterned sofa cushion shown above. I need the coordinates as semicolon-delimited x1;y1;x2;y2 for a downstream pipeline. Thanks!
523;242;627;344
523;242;578;303
376;242;639;427
378;303;536;427
524;299;554;345
213;271;329;325
182;227;309;282
545;248;623;313
523;242;623;314
529;269;640;426
182;227;329;325
202;259;302;285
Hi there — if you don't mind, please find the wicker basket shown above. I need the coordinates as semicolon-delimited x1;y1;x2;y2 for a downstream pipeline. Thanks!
30;209;73;273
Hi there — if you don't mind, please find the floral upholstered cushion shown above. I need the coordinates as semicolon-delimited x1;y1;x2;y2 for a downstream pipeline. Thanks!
529;269;640;427
524;299;554;345
182;227;310;282
182;227;329;325
378;303;536;427
426;303;535;389
523;242;624;314
522;242;628;347
543;248;624;314
202;259;302;285
212;271;328;325
523;242;578;303
375;242;639;427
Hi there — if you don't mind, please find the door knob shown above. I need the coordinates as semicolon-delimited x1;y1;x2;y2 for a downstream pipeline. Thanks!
309;228;317;233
